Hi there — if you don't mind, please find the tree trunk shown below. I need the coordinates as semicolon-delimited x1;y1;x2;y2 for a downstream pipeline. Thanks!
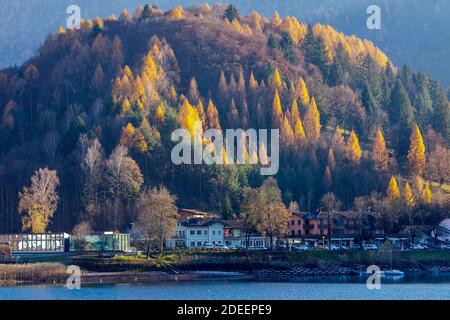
328;212;332;250
146;241;151;259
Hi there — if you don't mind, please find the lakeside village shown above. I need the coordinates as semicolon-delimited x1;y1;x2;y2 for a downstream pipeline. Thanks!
1;208;450;259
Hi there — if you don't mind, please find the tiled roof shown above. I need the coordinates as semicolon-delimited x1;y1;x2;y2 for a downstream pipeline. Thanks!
180;218;224;227
221;220;244;229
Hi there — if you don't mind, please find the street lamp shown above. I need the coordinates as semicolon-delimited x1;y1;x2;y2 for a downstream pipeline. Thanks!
322;235;325;249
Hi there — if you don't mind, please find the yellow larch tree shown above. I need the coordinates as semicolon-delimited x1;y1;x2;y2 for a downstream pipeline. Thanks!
303;97;321;142
372;128;389;171
290;100;301;125
279;16;307;45
121;98;131;114
293;118;306;144
387;176;401;203
169;6;184;19
424;183;432;205
196;100;206;128
407;124;426;177
272;11;282;27
188;78;200;103
249;72;258;91
272;68;283;91
134;131;149;154
154;104;165;123
120;123;136;147
112;77;123;102
297;77;310;107
280;115;295;148
237;68;246;95
169;85;178;105
133;76;146;104
142;53;158;83
177;99;200;136
206;99;221;130
123;65;134;80
347;130;363;165
272;89;283;127
404;182;416;209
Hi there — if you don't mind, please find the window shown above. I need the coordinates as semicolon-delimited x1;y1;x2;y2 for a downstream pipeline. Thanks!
190;230;195;235
218;230;221;235
298;230;301;235
291;220;294;225
190;242;195;247
197;242;202;246
204;230;208;235
197;230;202;235
292;230;295;236
297;220;301;225
212;230;216;235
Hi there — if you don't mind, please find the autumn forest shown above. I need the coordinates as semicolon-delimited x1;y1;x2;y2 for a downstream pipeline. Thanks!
0;4;448;235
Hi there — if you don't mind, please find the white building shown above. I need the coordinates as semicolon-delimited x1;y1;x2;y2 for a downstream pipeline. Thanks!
165;218;225;248
166;218;275;249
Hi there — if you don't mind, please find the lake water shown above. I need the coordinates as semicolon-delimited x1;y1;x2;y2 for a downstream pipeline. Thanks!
2;275;450;300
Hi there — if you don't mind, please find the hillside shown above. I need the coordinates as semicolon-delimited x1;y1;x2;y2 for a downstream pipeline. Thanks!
0;4;448;234
2;0;450;88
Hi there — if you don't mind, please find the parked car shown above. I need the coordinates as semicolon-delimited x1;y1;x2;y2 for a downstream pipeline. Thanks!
351;244;362;250
326;244;341;251
202;243;214;249
215;244;229;250
410;243;427;250
277;243;288;250
339;245;349;251
292;244;309;251
362;244;378;251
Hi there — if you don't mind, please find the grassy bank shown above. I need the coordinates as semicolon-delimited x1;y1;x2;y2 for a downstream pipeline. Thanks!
73;254;162;272
0;263;67;285
154;249;450;270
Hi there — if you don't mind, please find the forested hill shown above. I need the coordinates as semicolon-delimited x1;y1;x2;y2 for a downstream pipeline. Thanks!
0;4;448;233
2;0;450;87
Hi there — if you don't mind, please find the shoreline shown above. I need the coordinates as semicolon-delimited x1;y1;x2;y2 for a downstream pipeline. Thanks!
2;267;450;287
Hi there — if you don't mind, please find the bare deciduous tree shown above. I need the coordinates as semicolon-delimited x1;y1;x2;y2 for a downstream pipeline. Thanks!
427;145;450;186
103;145;143;229
255;178;290;250
81;138;104;226
320;192;342;249
135;186;178;256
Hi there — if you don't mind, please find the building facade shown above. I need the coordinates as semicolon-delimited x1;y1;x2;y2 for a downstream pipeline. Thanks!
0;233;70;253
166;218;225;248
289;211;384;247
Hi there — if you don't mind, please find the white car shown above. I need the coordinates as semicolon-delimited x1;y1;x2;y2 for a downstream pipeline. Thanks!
202;243;214;249
410;243;426;250
215;244;229;250
362;244;378;251
326;244;341;251
292;244;309;251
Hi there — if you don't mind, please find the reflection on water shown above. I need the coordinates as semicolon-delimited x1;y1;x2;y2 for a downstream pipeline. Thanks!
1;274;450;300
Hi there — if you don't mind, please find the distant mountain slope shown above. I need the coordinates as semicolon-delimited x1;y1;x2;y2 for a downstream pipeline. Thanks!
1;0;449;87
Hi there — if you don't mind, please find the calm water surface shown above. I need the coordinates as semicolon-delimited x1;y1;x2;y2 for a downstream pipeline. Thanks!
1;275;450;300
